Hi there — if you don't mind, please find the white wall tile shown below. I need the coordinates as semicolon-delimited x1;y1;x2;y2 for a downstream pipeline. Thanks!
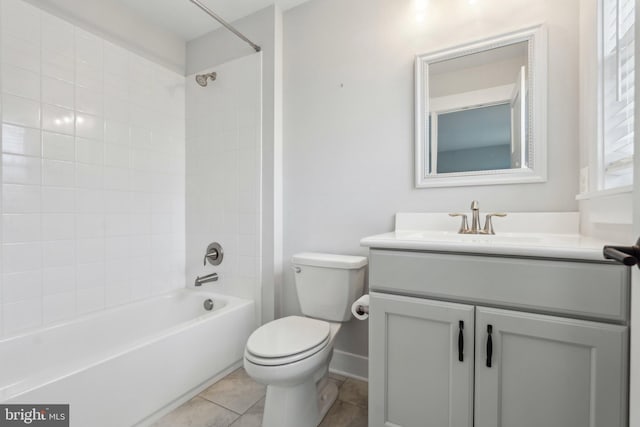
42;240;75;268
104;144;130;168
2;0;41;45
2;64;40;100
103;167;129;191
42;76;74;109
43;292;75;324
3;242;42;273
42;159;75;187
75;163;103;189
2;154;41;185
42;49;74;82
76;214;104;238
42;104;74;135
75;113;104;140
2;213;41;242
2;271;42;303
104;120;130;145
76;61;103;90
3;34;40;73
76;238;105;264
42;214;75;240
42;187;75;213
75;28;103;70
43;266;75;295
3;184;41;213
76;137;104;165
104;42;129;76
76;287;105;314
3;124;42;157
76;188;104;213
0;1;187;337
41;14;74;58
3;299;42;335
76;262;105;289
75;86;103;116
3;95;40;128
42;132;75;161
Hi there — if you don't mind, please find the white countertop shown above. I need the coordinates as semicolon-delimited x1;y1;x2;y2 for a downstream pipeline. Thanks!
360;213;622;262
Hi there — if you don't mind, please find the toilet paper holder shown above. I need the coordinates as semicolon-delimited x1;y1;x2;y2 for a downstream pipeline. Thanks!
355;305;369;315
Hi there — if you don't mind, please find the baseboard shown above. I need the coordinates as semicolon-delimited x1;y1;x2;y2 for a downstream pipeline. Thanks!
329;349;368;381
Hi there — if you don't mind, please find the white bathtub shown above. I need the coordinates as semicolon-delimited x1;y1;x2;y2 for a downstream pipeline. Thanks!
0;289;255;427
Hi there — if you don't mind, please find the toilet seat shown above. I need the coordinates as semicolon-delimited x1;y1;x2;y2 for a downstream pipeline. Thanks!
245;316;331;366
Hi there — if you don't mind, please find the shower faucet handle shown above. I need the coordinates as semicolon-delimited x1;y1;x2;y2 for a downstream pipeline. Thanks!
203;242;224;266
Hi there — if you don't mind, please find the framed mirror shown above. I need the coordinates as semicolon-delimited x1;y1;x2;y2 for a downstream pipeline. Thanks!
415;25;547;188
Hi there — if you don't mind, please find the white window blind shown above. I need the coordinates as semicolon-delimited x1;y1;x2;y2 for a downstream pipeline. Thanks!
601;0;635;189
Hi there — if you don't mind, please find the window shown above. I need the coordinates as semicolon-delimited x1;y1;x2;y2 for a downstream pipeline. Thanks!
600;0;635;189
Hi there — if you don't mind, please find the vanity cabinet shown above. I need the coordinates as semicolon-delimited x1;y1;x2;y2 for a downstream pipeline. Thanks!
368;249;630;427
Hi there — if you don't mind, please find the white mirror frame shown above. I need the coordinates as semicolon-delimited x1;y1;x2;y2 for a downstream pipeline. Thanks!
415;24;548;188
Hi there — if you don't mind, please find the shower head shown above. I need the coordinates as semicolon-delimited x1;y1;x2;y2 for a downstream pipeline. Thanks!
195;72;217;87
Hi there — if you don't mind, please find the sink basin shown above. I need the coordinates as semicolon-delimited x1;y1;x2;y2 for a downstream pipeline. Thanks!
360;212;619;262
400;230;545;244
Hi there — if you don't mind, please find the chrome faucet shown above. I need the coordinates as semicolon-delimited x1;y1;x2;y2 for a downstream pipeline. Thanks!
195;272;218;286
449;201;506;235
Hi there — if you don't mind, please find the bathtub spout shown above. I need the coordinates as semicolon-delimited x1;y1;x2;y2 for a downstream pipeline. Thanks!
195;272;218;286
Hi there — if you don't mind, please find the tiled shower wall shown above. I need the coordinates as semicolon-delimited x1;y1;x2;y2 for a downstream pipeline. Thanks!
186;54;262;319
0;0;186;336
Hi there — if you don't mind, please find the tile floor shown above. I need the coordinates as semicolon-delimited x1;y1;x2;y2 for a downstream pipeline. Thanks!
151;368;368;427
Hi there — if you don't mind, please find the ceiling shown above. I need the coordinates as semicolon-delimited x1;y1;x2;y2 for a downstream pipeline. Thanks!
112;0;311;41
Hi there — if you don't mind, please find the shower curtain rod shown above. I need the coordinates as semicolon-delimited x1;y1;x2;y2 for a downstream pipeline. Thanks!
189;0;262;52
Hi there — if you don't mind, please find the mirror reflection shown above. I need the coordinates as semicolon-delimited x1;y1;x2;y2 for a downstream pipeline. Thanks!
428;41;528;174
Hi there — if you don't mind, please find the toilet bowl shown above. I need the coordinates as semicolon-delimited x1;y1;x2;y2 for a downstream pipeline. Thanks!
244;317;342;427
243;252;367;427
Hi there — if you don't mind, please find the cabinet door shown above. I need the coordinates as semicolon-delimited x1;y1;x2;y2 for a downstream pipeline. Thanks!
475;307;628;427
369;292;474;427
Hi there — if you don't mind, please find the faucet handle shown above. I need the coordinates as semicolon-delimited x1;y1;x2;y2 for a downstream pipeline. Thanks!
483;213;507;235
470;200;479;210
449;213;469;234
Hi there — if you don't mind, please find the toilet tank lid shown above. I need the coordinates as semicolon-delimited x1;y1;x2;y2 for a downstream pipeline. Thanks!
291;252;368;269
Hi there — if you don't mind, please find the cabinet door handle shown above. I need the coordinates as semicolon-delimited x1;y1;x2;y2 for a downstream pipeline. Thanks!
458;321;464;362
486;324;493;368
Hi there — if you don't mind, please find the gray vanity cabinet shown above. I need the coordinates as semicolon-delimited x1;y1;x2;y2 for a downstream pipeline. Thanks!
368;249;629;427
474;307;627;427
369;293;474;427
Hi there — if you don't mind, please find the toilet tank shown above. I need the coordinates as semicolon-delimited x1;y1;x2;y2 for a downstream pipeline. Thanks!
292;252;368;322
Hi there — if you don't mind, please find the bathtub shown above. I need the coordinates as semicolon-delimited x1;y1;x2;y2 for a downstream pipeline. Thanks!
0;289;255;427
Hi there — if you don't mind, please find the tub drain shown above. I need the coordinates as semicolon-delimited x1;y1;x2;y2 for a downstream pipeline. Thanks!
204;299;214;311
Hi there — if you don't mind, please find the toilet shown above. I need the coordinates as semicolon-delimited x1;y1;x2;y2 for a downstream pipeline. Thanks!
243;252;367;427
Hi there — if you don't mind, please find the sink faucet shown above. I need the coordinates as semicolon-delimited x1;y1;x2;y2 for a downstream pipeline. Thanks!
449;201;507;235
470;200;481;234
195;272;218;286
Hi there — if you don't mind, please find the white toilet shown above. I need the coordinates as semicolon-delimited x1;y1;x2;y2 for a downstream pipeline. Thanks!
243;252;367;427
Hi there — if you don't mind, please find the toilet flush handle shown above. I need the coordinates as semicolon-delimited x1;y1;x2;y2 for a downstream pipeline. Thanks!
292;266;301;273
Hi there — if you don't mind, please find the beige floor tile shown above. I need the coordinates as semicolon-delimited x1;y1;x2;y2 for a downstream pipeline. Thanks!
151;396;239;427
229;397;264;427
319;400;368;427
200;368;266;414
338;378;368;408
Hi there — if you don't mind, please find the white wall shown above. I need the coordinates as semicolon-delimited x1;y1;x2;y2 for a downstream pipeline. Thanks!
21;0;185;73
0;0;186;337
185;53;263;322
283;0;580;359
